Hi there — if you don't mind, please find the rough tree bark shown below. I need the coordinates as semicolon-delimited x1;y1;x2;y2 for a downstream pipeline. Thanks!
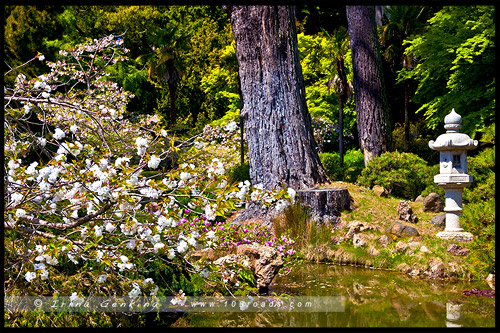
227;5;327;190
346;6;391;166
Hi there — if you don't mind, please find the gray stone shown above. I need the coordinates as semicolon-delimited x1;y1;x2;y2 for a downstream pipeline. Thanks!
369;246;380;257
423;193;444;212
236;243;284;291
352;233;367;248
397;200;418;223
428;259;445;279
395;241;408;253
378;234;392;247
407;241;421;252
344;221;374;239
386;221;420;240
415;195;424;203
446;244;470;256
420;246;431;253
431;214;446;228
372;185;388;197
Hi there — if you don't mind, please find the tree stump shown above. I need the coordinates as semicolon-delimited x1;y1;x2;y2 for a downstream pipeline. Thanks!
296;188;353;225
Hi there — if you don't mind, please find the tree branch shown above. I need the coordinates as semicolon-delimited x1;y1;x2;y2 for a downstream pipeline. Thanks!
10;201;115;230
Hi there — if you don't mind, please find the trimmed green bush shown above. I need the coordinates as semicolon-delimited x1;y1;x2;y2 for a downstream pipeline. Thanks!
357;151;434;200
319;152;342;181
343;149;365;182
319;149;365;182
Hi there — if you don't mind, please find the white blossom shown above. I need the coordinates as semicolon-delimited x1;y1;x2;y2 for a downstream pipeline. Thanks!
53;128;65;140
176;240;188;254
224;121;238;132
105;223;116;233
128;283;141;299
25;271;37;282
39;269;49;280
97;274;107;283
287;187;296;203
26;161;38;176
154;242;165;253
15;209;27;219
94;225;103;237
148;155;161;169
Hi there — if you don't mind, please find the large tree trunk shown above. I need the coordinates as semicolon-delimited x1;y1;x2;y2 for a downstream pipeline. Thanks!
346;6;391;166
228;5;327;190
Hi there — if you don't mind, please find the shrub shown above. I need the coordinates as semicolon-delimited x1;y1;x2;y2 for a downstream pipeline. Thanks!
464;147;495;203
357;151;434;200
319;152;342;181
343;149;365;182
319;149;365;182
462;199;495;278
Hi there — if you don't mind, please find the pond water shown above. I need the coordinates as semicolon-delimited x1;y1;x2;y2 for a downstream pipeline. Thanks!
176;263;495;327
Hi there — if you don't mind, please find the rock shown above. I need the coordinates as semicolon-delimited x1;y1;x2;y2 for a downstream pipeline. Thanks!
431;214;446;228
214;254;252;284
386;221;420;240
423;193;444;212
236;243;284;291
415;195;424;203
369;246;380;257
331;235;345;245
428;258;445;279
344;221;374;239
397;200;418;223
407;241;421;252
372;185;388;197
352;233;368;248
296;188;352;225
447;244;470;256
397;263;412;273
395;241;408;253
420;246;432;253
214;254;249;267
486;274;495;290
378;234;392;247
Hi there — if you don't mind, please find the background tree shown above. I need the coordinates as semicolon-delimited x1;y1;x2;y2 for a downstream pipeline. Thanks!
379;6;430;151
346;5;391;166
227;5;327;190
399;5;495;138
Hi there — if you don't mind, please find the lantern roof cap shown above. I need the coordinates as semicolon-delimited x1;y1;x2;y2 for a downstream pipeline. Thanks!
429;109;478;151
444;108;462;131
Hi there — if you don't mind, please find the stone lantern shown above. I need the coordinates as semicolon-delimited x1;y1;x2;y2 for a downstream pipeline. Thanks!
428;109;478;241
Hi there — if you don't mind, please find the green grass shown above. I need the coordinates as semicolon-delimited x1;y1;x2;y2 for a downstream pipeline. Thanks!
272;181;489;280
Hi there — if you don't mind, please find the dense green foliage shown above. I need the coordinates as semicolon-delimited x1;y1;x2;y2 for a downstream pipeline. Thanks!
357;151;436;200
462;199;495;278
400;6;495;138
319;149;364;182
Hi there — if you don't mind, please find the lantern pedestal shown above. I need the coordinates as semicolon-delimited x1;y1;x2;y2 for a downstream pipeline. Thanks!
428;109;478;242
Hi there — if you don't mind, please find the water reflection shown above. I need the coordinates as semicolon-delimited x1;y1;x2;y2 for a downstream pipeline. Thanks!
176;263;495;327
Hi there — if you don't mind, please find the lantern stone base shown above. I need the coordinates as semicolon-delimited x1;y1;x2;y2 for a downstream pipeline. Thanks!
436;231;473;242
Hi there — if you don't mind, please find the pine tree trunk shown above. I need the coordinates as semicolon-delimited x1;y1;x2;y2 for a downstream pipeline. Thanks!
346;6;391;166
228;5;327;190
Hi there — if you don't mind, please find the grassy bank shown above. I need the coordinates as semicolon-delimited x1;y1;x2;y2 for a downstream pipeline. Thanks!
272;181;493;282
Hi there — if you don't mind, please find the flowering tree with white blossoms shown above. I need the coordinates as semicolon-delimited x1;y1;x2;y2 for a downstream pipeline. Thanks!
4;35;298;301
